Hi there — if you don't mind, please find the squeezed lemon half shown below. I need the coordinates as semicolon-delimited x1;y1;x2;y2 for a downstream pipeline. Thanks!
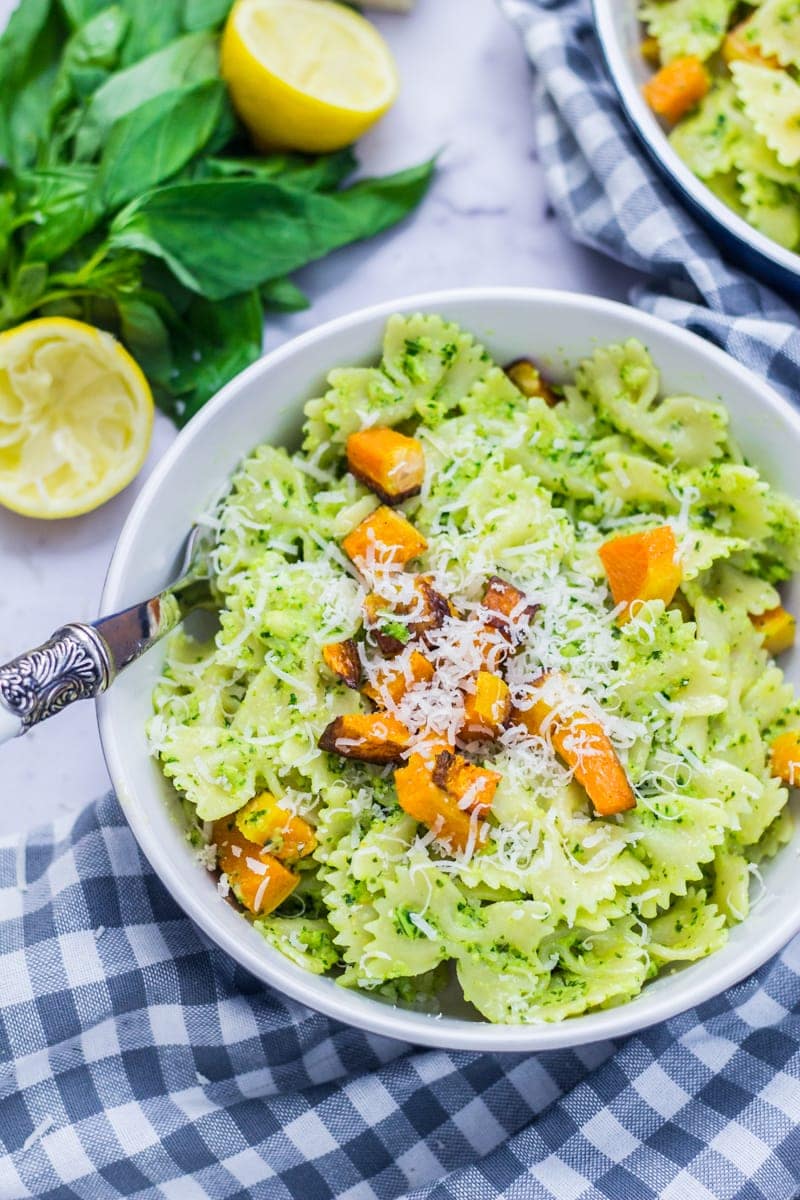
0;317;153;519
221;0;399;153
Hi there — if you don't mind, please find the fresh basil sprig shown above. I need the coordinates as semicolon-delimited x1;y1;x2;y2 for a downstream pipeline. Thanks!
0;0;434;424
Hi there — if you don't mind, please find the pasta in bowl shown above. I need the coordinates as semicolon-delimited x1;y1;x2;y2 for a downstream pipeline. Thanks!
147;311;800;1025
641;1;800;253
593;0;800;295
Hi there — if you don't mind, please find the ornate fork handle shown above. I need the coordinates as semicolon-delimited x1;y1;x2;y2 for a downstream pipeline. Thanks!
0;624;112;738
0;525;213;747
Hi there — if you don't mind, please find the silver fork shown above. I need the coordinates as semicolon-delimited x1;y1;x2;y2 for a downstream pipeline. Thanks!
0;525;216;746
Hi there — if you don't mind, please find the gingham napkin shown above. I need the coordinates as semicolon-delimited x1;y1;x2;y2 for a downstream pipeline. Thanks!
3;1;800;1196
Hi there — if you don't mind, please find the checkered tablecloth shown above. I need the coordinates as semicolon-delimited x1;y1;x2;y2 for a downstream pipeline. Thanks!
2;1;800;1196
2;793;800;1198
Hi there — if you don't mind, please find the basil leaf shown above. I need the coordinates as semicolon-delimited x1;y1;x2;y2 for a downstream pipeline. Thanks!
58;0;114;30
95;80;228;210
25;200;99;262
109;160;435;300
17;164;96;211
118;0;184;66
0;260;49;325
260;278;309;312
163;289;263;425
17;165;99;262
74;30;219;160
0;0;67;170
50;6;128;116
13;261;48;308
200;147;358;191
0;189;17;268
201;99;240;158
184;0;233;31
116;294;174;383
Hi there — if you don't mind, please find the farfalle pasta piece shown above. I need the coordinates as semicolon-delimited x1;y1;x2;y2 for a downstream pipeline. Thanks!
745;0;800;71
731;60;800;167
640;0;737;62
739;169;800;249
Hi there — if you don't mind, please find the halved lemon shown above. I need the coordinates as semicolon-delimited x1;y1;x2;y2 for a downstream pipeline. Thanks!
221;0;399;154
0;317;153;520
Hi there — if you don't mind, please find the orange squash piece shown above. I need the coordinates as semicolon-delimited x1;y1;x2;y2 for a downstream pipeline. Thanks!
318;711;411;762
322;639;361;688
346;426;426;505
643;55;709;125
750;606;796;656
513;673;636;816
771;731;800;787
342;505;427;568
363;578;451;656
461;671;511;740
407;577;453;644
722;21;780;69
431;749;500;816
641;36;661;66
413;734;456;770
504;358;559;406
363;650;435;705
363;592;408;656
599;524;682;622
395;754;488;854
475;623;511;672
234;793;316;862
483;575;537;641
213;818;299;915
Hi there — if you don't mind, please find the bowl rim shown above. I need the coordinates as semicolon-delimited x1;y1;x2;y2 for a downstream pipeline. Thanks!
592;0;800;281
98;285;800;1051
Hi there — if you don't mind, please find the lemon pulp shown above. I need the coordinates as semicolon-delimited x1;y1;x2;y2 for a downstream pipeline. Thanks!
0;317;153;519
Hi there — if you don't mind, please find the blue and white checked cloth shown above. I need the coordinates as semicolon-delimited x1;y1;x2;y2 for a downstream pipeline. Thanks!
3;1;800;1196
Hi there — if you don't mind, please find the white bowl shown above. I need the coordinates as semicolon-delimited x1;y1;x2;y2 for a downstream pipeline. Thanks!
98;287;800;1051
593;0;800;297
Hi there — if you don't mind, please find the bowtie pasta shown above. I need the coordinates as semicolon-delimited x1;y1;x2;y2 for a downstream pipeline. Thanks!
149;314;800;1023
641;0;800;252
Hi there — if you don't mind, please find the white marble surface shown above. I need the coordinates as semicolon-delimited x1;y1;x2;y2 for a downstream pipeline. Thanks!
0;0;635;836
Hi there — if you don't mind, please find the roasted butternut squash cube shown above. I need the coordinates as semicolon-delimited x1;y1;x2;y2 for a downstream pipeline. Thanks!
318;711;411;762
504;358;559;406
599;524;682;622
213;818;299;914
322;639;361;688
364;577;451;655
432;749;500;815
395;754;488;854
408;577;453;644
513;673;635;816
363;650;435;705
643;55;709;125
771;730;800;787
750;606;796;656
461;671;511;740
413;734;456;770
475;623;511;672
640;36;661;65
722;21;780;68
346;426;426;505
483;575;537;640
363;593;409;656
234;793;316;862
342;505;427;568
